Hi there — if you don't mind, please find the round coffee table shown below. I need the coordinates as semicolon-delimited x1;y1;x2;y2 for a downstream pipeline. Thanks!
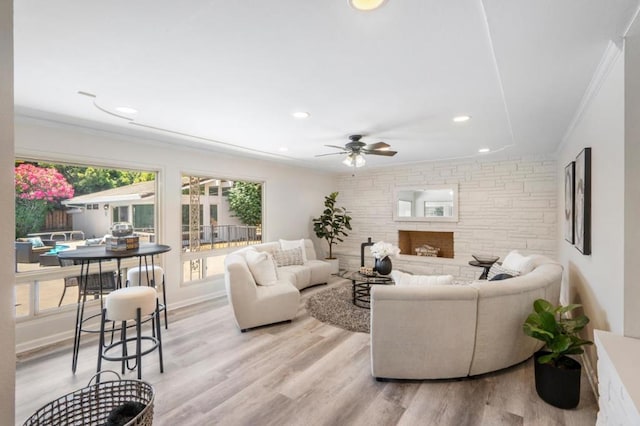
340;271;394;309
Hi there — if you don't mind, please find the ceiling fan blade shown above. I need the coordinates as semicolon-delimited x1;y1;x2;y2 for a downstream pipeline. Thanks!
315;152;348;157
364;149;397;156
365;142;390;150
324;144;348;150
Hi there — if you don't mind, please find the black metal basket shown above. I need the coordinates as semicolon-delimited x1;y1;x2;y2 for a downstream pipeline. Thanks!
23;371;154;426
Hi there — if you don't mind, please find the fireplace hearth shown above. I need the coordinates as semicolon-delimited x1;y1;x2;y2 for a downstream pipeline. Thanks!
398;230;454;259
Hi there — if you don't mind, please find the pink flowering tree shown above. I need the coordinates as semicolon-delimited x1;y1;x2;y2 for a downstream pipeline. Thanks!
15;164;75;237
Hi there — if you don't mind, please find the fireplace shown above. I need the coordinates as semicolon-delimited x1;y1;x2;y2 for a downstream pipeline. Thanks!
398;230;454;259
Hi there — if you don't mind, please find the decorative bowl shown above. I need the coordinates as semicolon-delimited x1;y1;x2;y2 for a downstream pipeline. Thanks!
111;222;134;237
472;254;499;263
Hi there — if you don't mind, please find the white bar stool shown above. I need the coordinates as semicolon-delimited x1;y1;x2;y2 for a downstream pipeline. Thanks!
127;265;168;329
97;286;164;380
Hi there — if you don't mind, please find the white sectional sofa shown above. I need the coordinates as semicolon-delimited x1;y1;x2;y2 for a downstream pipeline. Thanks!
370;253;562;380
224;239;331;331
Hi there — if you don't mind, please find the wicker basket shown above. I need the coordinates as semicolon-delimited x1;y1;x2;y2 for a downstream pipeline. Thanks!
23;371;154;426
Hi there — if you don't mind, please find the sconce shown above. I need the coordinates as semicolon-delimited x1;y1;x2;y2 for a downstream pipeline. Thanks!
103;204;109;210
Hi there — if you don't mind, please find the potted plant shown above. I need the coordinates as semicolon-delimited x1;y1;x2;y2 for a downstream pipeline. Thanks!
522;298;593;409
312;192;352;273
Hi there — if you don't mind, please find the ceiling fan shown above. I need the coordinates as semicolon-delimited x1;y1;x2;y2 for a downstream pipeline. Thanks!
316;134;398;168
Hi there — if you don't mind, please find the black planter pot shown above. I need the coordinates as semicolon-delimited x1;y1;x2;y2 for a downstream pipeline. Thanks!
534;351;581;409
374;256;392;275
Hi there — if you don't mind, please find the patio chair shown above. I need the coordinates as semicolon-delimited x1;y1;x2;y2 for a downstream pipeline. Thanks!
58;259;118;306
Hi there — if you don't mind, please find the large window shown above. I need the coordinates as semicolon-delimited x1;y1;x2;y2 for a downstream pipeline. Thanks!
180;175;262;284
14;160;157;318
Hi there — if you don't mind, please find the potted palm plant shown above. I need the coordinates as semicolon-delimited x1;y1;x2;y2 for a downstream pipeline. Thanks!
312;192;352;273
522;298;593;409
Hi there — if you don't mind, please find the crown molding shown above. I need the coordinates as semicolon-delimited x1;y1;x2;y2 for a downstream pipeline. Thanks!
558;39;624;151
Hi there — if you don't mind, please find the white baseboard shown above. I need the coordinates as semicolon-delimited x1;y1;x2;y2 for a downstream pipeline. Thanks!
16;290;228;355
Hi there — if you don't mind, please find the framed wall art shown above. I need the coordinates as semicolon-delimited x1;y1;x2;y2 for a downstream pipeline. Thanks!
564;161;575;244
574;147;591;255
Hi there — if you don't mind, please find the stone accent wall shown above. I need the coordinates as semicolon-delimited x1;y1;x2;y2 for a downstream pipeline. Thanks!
332;155;557;280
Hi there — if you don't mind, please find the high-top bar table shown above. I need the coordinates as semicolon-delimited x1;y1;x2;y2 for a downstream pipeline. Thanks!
58;243;171;373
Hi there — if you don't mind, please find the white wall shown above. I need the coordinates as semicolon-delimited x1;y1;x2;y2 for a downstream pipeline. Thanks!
0;0;15;421
556;42;627;372
14;117;334;349
624;13;640;339
334;155;557;278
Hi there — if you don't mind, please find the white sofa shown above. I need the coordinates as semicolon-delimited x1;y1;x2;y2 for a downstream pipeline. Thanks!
370;254;562;379
224;239;331;331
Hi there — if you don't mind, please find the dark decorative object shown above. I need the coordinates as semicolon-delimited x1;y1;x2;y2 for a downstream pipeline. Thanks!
574;148;591;254
523;299;592;409
534;351;582;409
374;256;392;275
564;161;575;243
360;237;374;267
105;401;147;426
111;222;134;237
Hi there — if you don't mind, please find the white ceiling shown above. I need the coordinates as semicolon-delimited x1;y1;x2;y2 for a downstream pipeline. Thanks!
13;0;640;171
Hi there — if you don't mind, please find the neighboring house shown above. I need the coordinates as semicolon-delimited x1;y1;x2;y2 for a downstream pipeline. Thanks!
62;180;156;239
61;178;246;242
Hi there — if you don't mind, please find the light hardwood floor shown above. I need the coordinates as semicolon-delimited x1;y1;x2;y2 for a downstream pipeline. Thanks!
16;280;598;426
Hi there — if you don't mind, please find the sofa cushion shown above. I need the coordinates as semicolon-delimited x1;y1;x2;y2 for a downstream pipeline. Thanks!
277;265;312;290
502;250;535;274
279;239;308;263
391;270;454;286
487;263;520;280
27;236;45;247
245;250;278;286
273;247;304;267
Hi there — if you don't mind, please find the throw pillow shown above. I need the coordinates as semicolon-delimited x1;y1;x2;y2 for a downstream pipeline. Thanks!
392;270;454;286
245;250;278;286
279;239;308;263
273;248;304;267
27;236;45;248
489;273;515;281
487;263;520;280
502;250;535;275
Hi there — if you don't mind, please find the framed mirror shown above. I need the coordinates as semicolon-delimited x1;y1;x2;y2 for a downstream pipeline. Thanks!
393;184;459;222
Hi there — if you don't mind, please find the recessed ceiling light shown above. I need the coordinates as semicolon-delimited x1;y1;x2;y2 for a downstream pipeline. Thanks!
292;111;310;119
453;115;471;123
278;146;289;152
115;106;138;114
349;0;386;11
478;148;490;153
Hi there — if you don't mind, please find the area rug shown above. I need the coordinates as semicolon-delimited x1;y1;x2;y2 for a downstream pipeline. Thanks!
305;284;369;333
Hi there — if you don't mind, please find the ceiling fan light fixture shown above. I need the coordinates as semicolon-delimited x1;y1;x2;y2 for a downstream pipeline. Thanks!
349;0;386;11
342;153;365;167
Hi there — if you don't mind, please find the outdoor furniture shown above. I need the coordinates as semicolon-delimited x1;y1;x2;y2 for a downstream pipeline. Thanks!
15;239;56;263
58;258;118;307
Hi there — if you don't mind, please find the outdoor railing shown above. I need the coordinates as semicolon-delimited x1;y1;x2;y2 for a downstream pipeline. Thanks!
181;224;261;249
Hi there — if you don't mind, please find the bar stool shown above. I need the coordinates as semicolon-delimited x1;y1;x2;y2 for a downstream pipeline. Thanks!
97;286;164;380
127;265;168;329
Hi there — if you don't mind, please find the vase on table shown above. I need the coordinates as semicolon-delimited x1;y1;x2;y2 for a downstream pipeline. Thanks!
374;256;392;275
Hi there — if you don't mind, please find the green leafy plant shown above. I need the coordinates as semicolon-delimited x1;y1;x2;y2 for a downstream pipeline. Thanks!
523;299;593;366
226;181;262;226
312;192;352;259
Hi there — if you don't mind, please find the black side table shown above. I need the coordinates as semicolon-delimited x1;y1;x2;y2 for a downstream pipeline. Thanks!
468;260;498;280
340;271;393;309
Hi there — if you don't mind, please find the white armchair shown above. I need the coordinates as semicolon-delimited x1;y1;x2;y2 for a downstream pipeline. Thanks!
224;252;300;332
